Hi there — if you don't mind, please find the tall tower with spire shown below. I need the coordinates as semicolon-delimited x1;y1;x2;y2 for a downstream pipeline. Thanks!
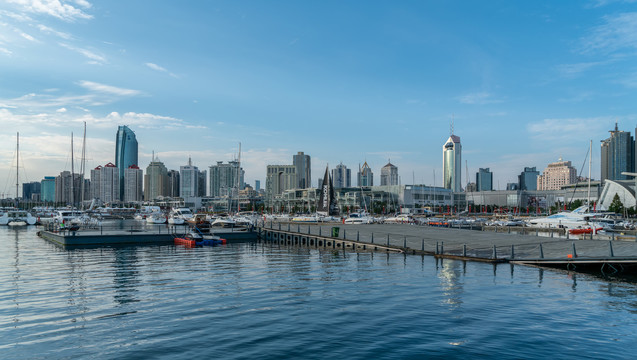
442;121;462;192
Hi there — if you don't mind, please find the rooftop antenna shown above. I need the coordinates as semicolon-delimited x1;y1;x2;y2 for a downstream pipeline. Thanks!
451;113;455;136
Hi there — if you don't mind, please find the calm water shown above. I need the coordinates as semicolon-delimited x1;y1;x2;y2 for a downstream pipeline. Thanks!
2;224;637;359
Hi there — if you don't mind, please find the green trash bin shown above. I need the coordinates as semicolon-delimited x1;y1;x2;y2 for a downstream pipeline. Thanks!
331;227;340;238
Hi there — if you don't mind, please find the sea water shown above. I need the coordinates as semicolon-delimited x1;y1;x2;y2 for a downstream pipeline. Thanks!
1;224;637;359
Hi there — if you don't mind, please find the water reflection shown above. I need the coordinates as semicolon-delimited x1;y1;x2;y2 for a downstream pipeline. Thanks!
111;248;141;305
436;257;465;309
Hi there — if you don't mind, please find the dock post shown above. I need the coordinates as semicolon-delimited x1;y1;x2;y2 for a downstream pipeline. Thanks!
278;223;281;230
297;224;300;232
463;244;467;257
550;229;553;238
492;245;497;259
441;242;444;254
319;227;322;236
536;228;538;236
386;234;390;246
357;231;360;242
421;239;425;251
371;233;374;244
511;245;515;259
572;242;577;258
508;226;511;234
612;232;615;241
343;229;346;239
539;243;544;258
435;242;439;255
288;224;290;232
100;224;103;235
609;241;614;257
308;225;311;234
403;236;407;248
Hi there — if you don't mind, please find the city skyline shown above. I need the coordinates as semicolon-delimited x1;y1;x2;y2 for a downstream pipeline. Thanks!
2;1;636;195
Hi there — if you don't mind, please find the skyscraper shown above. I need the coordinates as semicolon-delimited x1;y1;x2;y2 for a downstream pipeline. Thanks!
115;126;138;200
293;152;311;189
41;176;56;203
518;167;539;191
209;161;244;197
476;168;492;191
357;162;374;187
442;133;462;191
266;165;297;200
380;161;398;186
180;157;203;198
90;162;120;203
144;159;169;201
124;165;143;202
332;162;351;188
600;123;634;183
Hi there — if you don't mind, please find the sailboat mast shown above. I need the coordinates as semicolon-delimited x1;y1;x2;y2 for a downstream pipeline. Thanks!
80;122;86;209
237;142;241;213
16;132;19;200
588;139;592;210
71;132;75;208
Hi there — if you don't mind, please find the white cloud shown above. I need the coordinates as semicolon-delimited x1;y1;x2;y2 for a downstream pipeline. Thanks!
527;117;613;142
77;80;141;96
145;62;179;78
457;92;502;105
0;47;12;55
555;61;606;77
581;12;637;54
60;42;106;64
7;0;93;21
56;107;67;112
37;24;72;39
20;31;36;41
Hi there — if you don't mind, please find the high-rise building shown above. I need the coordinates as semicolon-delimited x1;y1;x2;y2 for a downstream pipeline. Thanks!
55;171;81;205
332;162;351;188
293;152;311;189
90;163;120;203
124;165;143;202
266;165;297;200
255;180;261;192
209;161;244;197
380;161;398;186
601;123;634;183
537;158;577;190
41;176;56;203
145;159;169;201
167;170;180;198
476;168;492;191
357;162;374;187
443;134;462;191
180;157;204;198
115;126;138;200
518;167;539;191
22;182;41;200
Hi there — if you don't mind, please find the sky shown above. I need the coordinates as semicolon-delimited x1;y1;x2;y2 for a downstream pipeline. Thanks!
2;0;637;197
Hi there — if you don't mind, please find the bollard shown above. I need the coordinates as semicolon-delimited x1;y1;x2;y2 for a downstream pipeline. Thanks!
371;233;374;244
550;229;553;238
288;223;290;232
572;242;577;258
357;231;360;242
436;242;439;255
612;232;615;241
508;226;511;234
308;225;311;234
421;238;425;251
441;241;444;254
539;243;544;258
298;224;300;233
343;229;346;239
403;236;407;248
319;227;322;236
492;245;497;259
279;223;281;230
511;245;515;259
609;241;614;257
536;228;539;236
387;234;390;246
463;244;467;257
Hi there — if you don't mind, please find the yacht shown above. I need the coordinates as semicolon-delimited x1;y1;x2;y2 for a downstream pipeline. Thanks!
146;213;167;224
168;208;193;225
525;206;600;230
344;211;373;224
383;214;414;224
0;210;37;226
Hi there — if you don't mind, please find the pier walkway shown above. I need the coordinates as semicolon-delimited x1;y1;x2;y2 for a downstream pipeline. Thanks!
259;222;637;274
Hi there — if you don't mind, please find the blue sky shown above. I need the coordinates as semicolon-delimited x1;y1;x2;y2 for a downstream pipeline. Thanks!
2;0;637;196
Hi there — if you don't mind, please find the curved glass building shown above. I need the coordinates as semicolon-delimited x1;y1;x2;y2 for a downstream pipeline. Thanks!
115;126;138;200
443;134;462;191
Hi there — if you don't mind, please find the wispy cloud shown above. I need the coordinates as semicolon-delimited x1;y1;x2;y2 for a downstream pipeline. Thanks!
60;42;106;64
7;0;93;22
77;80;141;96
527;117;614;142
145;62;179;78
580;12;637;55
20;31;36;42
457;92;502;105
555;61;608;78
37;24;72;39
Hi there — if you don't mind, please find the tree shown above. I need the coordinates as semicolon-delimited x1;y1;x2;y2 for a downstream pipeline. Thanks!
608;193;624;214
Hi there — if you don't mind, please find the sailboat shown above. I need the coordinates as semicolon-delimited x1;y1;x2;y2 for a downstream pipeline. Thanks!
317;165;339;220
1;133;37;226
